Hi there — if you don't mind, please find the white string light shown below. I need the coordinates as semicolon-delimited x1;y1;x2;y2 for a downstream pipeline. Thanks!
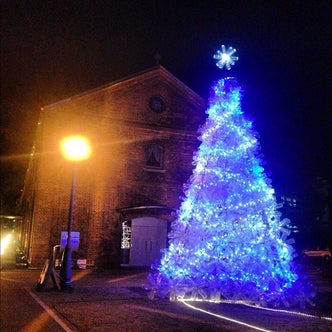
179;298;332;322
213;45;239;70
180;299;273;332
148;48;313;309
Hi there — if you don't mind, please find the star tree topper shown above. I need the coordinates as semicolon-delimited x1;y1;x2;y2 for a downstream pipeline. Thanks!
213;45;239;70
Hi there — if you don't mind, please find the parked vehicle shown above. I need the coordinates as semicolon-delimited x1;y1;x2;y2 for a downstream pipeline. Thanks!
302;248;331;260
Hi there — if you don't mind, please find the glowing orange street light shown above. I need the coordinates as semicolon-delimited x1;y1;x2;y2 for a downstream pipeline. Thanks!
60;135;91;161
59;135;91;290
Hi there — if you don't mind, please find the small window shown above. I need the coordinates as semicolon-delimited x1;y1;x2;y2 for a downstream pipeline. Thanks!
149;95;166;113
145;144;164;170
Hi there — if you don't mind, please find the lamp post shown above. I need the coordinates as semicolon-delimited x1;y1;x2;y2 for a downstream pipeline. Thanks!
59;135;91;290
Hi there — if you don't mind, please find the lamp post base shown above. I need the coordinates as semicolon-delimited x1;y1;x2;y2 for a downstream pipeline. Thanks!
59;246;73;290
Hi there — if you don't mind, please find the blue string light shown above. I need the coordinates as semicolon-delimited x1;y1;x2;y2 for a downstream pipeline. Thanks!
149;50;313;308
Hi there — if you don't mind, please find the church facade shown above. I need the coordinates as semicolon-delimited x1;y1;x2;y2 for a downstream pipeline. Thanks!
20;66;206;268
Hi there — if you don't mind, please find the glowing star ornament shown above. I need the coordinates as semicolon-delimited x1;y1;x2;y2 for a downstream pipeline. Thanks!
213;45;239;70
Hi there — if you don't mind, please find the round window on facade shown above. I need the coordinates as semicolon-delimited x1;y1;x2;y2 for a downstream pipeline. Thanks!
149;95;166;113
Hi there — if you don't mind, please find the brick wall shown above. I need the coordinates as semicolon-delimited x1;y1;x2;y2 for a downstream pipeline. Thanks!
22;67;205;267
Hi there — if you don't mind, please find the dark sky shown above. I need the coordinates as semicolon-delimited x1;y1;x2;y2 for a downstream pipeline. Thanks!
1;1;331;203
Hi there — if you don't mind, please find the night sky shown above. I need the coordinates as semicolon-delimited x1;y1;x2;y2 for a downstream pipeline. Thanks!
1;1;331;210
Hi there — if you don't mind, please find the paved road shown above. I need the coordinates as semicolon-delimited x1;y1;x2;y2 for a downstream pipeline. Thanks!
0;270;65;331
1;267;332;332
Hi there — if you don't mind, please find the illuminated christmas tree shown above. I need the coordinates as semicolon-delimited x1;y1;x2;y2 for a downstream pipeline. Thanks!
149;46;312;307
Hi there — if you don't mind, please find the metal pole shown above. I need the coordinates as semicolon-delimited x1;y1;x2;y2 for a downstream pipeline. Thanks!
60;162;77;290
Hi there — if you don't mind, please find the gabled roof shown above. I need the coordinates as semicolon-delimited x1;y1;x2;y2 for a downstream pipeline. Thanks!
43;65;205;110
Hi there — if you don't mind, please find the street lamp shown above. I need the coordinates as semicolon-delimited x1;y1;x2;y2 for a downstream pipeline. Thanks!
59;135;91;290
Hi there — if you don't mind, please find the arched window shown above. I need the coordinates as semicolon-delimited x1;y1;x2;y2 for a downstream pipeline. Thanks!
145;144;164;170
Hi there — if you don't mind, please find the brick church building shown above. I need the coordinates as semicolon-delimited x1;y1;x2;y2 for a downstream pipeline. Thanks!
20;66;206;268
